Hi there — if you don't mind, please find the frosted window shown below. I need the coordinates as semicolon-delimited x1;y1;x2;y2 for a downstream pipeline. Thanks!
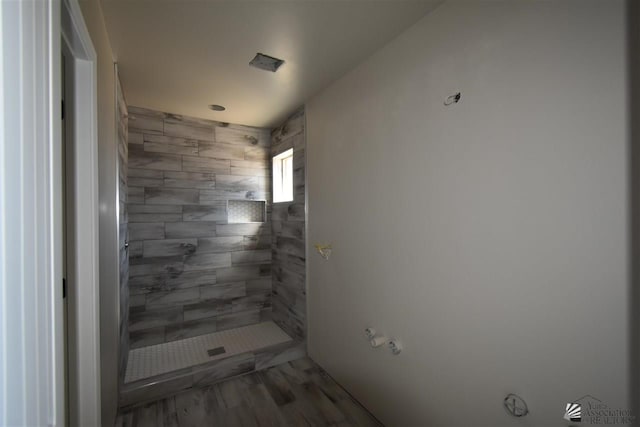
273;148;293;203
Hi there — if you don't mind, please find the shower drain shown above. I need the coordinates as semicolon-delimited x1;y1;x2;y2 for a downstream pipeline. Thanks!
207;346;226;357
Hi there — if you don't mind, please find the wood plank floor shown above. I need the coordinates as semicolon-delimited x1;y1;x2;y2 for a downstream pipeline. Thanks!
115;357;384;427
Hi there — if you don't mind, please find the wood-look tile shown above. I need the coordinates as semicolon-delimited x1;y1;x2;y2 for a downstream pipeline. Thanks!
215;174;268;191
199;281;246;300
146;287;201;309
183;300;222;322
129;204;181;213
129;186;145;204
129;307;183;332
182;156;230;174
129;257;184;278
124;105;289;346
164;112;220;128
271;108;305;145
129;241;144;259
231;159;269;169
231;290;271;312
129;115;164;134
255;342;306;371
120;374;194;409
129;326;166;350
272;274;305;299
145;188;200;205
164;316;218;342
128;168;164;179
198;142;245;160
129;151;182;171
230;166;270;177
231;249;272;265
216;223;270;237
286;203;305;221
129;213;182;223
243;235;271;250
118;358;382;427
129;222;165;240
129;270;216;294
163;171;216;190
246;278;271;292
244;146;269;161
275;235;305;257
165;221;217;238
128;106;168;119
215;126;269;148
192;353;256;388
216;309;261;331
164;121;214;141
173;387;220;427
143;134;199;155
182;203;227;221
200;189;268;203
129;132;144;145
183;252;232;271
276;221;305;240
129;294;146;308
128;177;164;188
197;236;244;254
216;265;268;283
143;238;197;258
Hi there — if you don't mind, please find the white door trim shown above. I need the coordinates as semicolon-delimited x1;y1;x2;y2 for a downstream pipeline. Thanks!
0;0;100;425
0;0;64;425
61;0;102;425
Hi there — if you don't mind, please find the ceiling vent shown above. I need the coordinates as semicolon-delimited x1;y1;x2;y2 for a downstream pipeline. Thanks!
249;53;284;72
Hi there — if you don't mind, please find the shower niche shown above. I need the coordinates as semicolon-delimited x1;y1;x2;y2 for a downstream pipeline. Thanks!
228;200;266;223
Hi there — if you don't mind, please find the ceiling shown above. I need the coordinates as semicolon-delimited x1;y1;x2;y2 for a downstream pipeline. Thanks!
101;0;442;128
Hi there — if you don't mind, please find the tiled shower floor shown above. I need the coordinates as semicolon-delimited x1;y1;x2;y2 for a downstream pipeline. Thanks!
124;321;292;383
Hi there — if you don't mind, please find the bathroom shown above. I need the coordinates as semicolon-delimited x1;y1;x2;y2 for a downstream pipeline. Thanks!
1;0;632;426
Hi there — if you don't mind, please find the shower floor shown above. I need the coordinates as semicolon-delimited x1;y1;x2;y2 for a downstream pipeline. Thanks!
124;321;292;384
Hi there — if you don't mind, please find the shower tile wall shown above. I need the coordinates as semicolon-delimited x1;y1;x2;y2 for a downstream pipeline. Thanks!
126;106;272;349
270;108;307;341
116;72;129;383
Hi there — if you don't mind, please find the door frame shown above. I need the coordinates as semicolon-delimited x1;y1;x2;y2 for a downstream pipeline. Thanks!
60;0;101;425
0;0;100;424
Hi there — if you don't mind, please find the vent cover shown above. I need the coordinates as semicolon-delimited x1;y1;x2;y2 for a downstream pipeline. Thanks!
249;53;284;72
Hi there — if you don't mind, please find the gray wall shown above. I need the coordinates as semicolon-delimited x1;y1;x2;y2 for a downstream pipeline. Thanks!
306;1;629;426
629;1;640;422
126;106;273;348
78;1;120;424
270;108;307;342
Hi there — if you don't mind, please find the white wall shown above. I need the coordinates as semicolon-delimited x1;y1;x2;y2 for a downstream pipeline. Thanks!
306;1;629;426
78;1;119;425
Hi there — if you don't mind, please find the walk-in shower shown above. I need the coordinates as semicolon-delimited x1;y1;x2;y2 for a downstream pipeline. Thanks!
117;103;307;408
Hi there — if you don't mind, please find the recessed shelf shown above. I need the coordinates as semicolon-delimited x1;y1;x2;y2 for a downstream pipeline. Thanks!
228;200;266;223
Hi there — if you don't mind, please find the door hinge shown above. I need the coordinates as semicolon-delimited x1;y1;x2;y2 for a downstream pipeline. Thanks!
61;99;65;121
63;278;67;299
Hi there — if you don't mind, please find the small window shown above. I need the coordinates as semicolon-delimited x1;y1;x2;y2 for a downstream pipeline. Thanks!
273;148;293;203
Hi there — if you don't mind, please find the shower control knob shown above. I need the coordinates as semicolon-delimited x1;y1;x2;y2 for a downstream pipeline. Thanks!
388;339;402;355
365;328;376;340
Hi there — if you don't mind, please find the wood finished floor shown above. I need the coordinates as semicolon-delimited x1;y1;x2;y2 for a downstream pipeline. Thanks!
115;357;383;427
